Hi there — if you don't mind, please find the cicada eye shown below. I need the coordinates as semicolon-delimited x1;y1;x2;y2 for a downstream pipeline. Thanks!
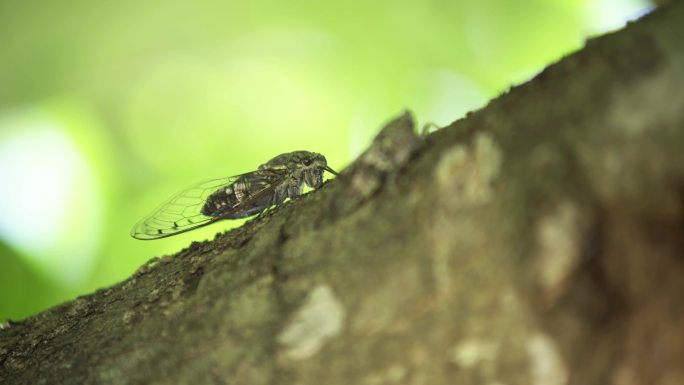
302;158;312;166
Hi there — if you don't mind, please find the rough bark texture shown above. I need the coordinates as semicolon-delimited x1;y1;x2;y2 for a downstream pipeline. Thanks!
2;4;684;385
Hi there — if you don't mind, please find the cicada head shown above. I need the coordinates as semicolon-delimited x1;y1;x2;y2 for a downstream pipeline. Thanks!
260;150;338;191
271;151;337;189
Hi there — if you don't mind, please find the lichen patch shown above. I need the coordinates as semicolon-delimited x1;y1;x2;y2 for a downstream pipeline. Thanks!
278;285;345;360
474;133;503;190
450;338;499;368
526;333;567;385
435;132;502;206
534;201;584;302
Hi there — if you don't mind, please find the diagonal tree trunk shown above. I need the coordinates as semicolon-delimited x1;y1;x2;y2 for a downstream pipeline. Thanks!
3;3;684;384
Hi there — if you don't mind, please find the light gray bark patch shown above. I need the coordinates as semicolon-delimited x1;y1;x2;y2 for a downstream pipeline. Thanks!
278;285;345;360
526;333;568;385
435;132;502;206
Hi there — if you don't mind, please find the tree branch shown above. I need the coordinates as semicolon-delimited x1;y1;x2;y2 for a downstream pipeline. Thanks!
3;3;684;384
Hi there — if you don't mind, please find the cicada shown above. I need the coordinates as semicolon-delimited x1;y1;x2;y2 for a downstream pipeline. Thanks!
131;151;337;240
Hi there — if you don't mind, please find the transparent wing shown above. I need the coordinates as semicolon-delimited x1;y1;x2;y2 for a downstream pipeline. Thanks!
130;171;284;240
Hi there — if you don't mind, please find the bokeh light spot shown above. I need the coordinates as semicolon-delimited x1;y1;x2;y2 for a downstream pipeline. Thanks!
0;109;102;285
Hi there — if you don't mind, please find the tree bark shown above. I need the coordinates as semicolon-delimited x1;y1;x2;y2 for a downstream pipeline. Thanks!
3;3;684;385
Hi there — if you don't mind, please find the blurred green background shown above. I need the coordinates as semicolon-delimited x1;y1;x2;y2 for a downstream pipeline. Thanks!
0;0;651;320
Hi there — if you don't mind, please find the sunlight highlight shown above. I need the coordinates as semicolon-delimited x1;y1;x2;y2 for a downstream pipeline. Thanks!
0;110;102;284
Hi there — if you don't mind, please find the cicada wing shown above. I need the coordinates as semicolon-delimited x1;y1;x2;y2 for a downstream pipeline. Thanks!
130;176;239;240
130;172;288;240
